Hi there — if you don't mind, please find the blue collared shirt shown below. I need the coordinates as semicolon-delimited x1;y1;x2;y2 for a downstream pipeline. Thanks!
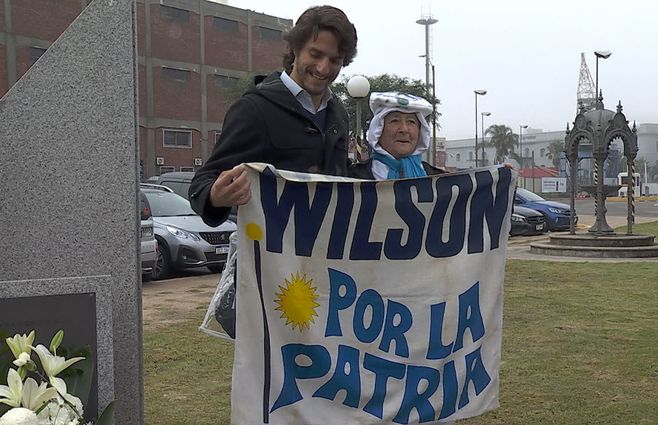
280;71;331;114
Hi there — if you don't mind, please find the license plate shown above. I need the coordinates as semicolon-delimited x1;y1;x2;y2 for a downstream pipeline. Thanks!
215;246;229;254
536;224;544;230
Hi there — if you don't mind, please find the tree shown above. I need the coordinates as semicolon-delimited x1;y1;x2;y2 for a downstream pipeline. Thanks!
221;72;261;106
485;124;517;163
332;73;441;140
222;73;441;142
545;140;564;169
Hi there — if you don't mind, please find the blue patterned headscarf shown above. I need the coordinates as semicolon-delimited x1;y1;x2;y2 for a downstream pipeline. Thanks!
370;152;425;179
366;92;433;180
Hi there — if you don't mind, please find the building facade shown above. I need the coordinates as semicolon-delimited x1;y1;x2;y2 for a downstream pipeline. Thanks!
444;123;658;178
0;0;292;178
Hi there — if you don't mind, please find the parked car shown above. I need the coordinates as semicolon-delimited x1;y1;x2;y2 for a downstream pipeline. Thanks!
139;190;157;282
510;205;548;236
156;171;194;199
157;171;238;222
513;188;577;231
140;186;236;280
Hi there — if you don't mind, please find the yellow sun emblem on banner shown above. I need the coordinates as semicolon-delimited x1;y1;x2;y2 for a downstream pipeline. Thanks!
274;272;320;331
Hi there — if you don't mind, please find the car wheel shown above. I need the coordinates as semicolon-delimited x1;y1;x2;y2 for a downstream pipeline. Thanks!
153;243;172;280
207;264;225;274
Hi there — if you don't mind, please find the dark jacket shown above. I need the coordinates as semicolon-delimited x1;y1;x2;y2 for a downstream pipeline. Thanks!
189;72;350;226
349;160;446;180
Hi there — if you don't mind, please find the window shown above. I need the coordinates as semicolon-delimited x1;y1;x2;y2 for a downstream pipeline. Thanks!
162;67;190;83
260;27;282;41
469;152;473;161
213;17;238;32
456;153;461;162
214;74;239;89
163;129;192;148
215;131;222;144
180;166;195;172
540;148;546;158
159;166;175;174
29;47;47;63
160;5;189;23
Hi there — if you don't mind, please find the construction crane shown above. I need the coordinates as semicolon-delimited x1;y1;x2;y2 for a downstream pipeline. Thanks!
577;52;596;112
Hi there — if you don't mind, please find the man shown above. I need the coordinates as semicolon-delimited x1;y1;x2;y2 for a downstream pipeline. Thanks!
350;91;445;179
189;5;358;226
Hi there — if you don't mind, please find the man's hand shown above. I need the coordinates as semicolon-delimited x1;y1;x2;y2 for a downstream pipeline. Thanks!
209;164;251;208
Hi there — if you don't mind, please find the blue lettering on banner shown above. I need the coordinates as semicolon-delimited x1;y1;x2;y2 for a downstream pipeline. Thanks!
260;167;511;260
350;182;382;260
384;179;433;259
270;268;493;421
260;171;332;257
468;168;511;253
362;354;406;419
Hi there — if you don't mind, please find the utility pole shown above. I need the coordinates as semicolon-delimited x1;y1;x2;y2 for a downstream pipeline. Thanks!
416;15;437;165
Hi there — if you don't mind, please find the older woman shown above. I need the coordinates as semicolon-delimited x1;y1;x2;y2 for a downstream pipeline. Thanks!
350;91;445;179
350;92;455;425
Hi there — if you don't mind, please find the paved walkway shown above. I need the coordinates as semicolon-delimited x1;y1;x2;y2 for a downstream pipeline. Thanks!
507;215;658;262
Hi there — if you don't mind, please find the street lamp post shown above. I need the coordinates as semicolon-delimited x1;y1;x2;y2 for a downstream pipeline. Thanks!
347;75;371;162
594;50;612;108
519;124;528;168
480;112;491;165
431;64;437;166
417;16;438;164
474;89;487;167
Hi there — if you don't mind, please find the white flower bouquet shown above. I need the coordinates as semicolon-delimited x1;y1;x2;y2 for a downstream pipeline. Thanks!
0;331;113;425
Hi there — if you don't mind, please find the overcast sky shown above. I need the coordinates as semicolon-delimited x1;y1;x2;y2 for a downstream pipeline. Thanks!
225;0;658;140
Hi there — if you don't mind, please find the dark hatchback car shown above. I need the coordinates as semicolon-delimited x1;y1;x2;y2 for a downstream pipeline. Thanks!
157;171;238;222
513;188;576;231
510;206;548;236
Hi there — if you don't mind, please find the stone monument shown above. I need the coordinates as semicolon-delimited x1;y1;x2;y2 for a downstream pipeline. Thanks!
0;0;141;422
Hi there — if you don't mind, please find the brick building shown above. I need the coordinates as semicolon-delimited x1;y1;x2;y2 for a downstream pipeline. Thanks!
0;0;292;178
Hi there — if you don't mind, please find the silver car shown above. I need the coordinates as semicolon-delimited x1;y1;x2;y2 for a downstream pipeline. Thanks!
140;190;157;281
140;186;236;280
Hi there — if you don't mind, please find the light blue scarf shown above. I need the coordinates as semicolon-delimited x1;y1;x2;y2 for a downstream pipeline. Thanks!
372;152;427;179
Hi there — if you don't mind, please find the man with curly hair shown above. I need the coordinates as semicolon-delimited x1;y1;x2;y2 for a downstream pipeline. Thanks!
190;5;358;226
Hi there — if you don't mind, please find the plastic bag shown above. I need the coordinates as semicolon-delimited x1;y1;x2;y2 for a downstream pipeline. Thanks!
199;231;238;340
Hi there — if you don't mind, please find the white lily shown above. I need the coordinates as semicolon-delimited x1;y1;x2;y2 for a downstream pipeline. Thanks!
31;345;84;380
0;407;39;425
38;401;76;425
51;377;83;417
0;369;23;408
13;352;31;367
21;377;58;412
6;331;35;359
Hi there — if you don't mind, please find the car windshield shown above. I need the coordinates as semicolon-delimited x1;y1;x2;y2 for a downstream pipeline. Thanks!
143;191;197;217
517;188;545;202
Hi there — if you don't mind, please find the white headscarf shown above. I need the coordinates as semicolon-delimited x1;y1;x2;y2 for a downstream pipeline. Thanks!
366;92;433;179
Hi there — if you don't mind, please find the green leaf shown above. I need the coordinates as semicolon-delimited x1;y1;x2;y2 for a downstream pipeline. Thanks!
62;346;94;408
50;330;64;354
95;400;116;425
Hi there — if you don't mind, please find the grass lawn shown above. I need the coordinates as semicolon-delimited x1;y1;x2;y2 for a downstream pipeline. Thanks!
144;223;658;424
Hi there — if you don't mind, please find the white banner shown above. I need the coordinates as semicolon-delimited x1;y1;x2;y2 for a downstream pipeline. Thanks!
232;164;517;424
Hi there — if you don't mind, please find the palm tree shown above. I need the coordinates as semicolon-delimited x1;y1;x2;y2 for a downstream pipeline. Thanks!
485;124;517;163
545;140;564;169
